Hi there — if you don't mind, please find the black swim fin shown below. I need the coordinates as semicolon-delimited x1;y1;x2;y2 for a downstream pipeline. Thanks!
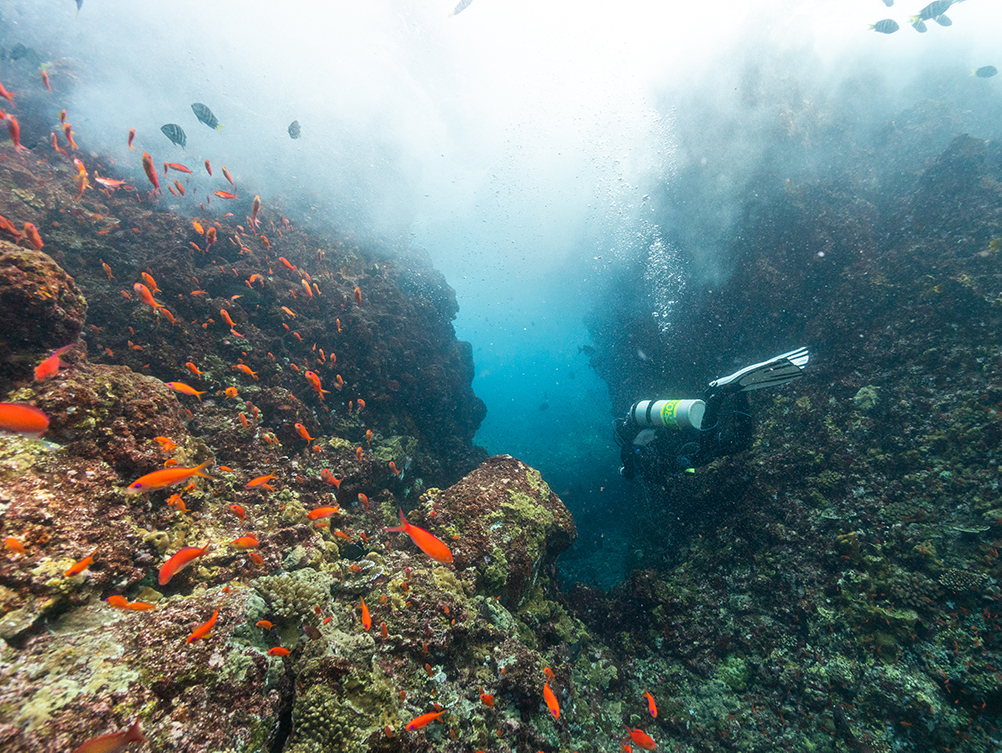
708;347;810;392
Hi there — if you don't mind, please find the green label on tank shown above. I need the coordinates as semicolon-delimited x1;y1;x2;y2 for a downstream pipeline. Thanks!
660;400;680;427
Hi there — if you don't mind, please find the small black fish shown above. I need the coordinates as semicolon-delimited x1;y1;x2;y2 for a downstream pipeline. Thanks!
191;102;221;131
870;19;899;34
449;0;473;17
160;123;186;148
974;66;998;79
911;18;928;32
75;0;82;10
288;120;301;139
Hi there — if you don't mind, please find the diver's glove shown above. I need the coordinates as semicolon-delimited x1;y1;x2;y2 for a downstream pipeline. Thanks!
708;347;810;393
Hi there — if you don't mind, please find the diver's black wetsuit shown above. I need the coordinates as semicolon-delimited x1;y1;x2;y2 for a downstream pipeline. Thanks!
616;388;752;481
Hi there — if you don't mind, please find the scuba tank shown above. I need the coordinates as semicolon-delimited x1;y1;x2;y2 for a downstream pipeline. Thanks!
628;399;705;431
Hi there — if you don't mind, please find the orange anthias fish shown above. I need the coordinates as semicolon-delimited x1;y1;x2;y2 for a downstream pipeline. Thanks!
4;536;26;555
295;423;314;442
543;681;560;720
405;710;445;731
69;719;146;753
0;403;50;438
354;286;362;305
222;166;234;186
623;726;656;751
24;222;44;250
231;533;260;550
133;282;164;311
230;504;246;520
320;469;342;488
186;607;219;643
154;436;178;452
128;128;136;150
644;689;657;718
251;194;261;230
480;689;494;707
233;363;258;379
141;272;160;293
125;460;214;495
65;550;97;577
40;69;52;91
34;344;73;380
165;162;192;174
0;214;23;241
141;152;160;189
213;190;237;199
165;382;207;401
106;595;129;609
256;620;273;630
267;646;290;657
305;371;329;401
158;544;211;585
360;597;371;630
0;79;15;103
384;508;453;564
204;159;212;176
5;114;29;152
185;362;204;378
246;474;276;490
307;506;340;521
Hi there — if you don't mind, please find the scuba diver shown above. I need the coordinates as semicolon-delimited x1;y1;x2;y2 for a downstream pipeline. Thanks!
615;347;810;482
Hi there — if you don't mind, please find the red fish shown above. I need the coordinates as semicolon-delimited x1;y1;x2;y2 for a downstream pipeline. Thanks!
106;595;129;609
4;536;26;555
0;80;15;104
405;711;445;731
543;681;560;720
34;344;73;380
204;159;212;176
186;607;219;643
480;689;494;707
248;551;264;566
165;382;207;401
69;719;145;753
0;403;49;437
165;162;192;174
234;363;258;379
320;469;342;488
128;128;135;150
133;282;164;311
360;597;371;630
644;689;657;718
5;114;28;152
246;473;275;489
256;620;273;629
141;152;159;189
223;166;234;185
267;646;290;657
213;190;237;199
384;508;453;564
158;544;211;585
126;460;214;495
62;122;78;150
0;214;22;241
354;286;362;305
230;533;259;550
40;70;52;91
307;506;340;521
623;726;656;751
24;222;43;250
388;461;401;477
65;550;97;577
295;423;314;442
230;504;246;520
305;370;329;401
251;194;261;230
51;131;66;154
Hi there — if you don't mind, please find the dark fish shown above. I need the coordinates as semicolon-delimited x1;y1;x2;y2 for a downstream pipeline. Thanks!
870;19;899;33
933;14;951;26
449;0;473;17
288;120;301;139
882;0;893;5
578;345;595;356
302;624;322;640
160;123;186;148
191;102;221;131
911;18;928;32
974;66;998;78
539;393;549;411
913;0;953;22
9;43;41;66
76;0;82;10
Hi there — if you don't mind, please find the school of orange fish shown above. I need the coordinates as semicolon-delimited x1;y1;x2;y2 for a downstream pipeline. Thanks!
0;72;659;753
